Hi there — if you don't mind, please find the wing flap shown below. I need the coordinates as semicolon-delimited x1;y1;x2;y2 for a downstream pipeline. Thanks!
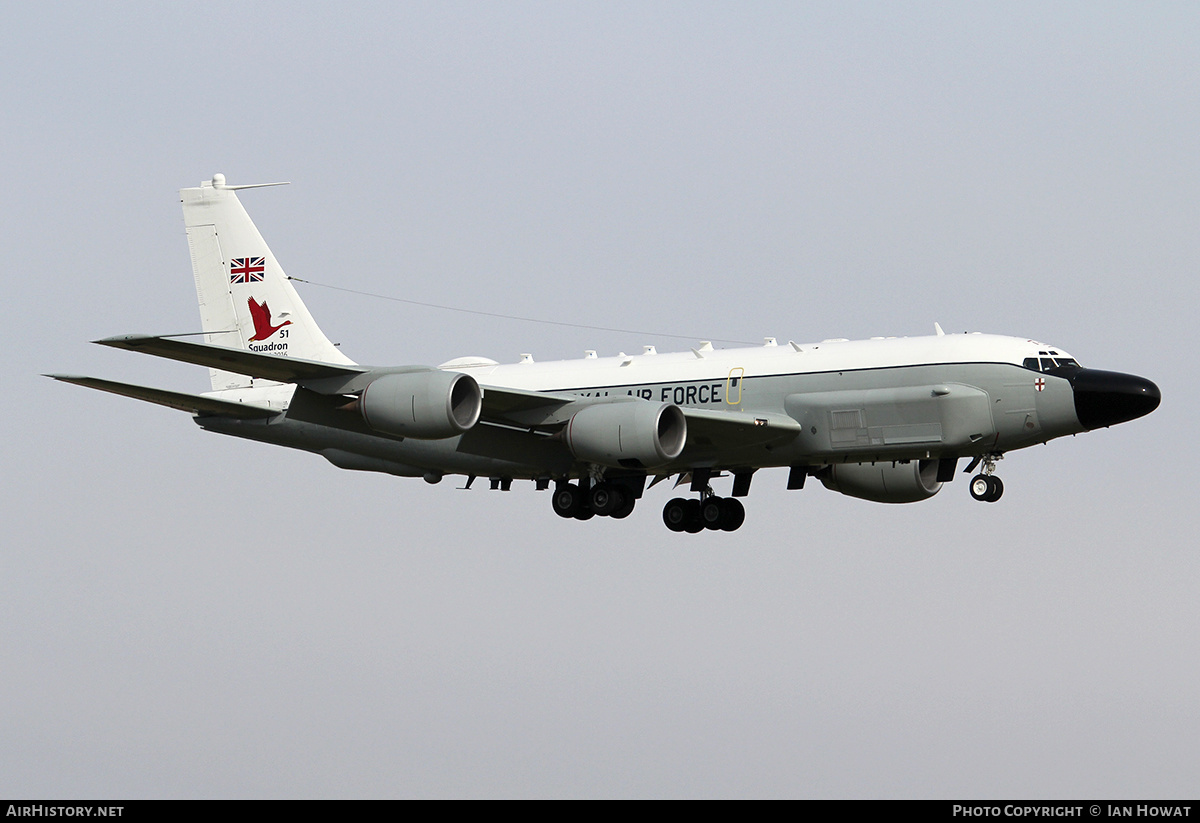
46;375;279;419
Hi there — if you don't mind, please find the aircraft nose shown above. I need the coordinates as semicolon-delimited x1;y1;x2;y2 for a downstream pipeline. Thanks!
1070;368;1161;430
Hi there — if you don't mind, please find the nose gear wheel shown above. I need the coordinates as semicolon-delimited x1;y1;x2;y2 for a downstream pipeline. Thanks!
968;454;1004;502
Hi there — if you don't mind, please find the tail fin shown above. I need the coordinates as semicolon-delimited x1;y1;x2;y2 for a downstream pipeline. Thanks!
181;173;355;390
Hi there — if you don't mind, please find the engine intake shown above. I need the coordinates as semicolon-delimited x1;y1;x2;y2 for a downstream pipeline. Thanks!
563;402;686;469
359;370;481;439
818;460;942;503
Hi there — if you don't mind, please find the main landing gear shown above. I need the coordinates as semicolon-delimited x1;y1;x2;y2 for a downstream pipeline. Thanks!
662;495;745;533
550;475;747;532
968;453;1004;503
551;480;636;521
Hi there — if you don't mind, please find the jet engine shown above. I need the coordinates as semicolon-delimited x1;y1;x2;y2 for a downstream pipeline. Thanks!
817;460;942;503
358;370;482;439
563;401;686;469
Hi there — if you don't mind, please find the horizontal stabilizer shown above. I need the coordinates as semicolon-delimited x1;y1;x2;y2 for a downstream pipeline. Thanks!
94;335;364;384
45;375;279;419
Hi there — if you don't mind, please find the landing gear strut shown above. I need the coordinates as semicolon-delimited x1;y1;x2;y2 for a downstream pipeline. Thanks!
968;453;1004;503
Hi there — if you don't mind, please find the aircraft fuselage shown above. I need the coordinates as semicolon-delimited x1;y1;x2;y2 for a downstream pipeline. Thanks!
195;331;1157;484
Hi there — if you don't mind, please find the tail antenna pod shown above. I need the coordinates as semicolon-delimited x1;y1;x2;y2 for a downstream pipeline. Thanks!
205;173;290;190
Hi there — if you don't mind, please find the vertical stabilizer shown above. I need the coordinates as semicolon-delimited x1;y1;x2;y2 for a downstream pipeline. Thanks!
181;174;355;390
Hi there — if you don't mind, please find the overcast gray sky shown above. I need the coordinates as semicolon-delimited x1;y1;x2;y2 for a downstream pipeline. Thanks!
2;1;1197;798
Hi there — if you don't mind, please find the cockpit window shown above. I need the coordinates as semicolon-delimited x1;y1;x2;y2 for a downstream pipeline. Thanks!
1023;356;1081;372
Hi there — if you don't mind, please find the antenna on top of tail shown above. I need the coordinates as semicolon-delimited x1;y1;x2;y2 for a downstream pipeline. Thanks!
203;172;290;191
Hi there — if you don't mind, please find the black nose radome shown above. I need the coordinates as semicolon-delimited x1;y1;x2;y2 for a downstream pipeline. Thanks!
1071;369;1161;430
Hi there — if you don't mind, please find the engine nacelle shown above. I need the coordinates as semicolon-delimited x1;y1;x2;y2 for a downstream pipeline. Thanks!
358;370;481;439
818;460;942;503
563;402;687;469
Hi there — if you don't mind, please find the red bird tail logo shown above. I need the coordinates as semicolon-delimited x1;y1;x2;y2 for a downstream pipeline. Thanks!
247;297;292;341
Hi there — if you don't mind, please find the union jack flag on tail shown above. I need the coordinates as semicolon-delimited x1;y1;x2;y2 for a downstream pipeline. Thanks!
229;256;265;284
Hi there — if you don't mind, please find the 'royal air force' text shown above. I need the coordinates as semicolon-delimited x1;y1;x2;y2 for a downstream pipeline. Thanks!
574;382;727;405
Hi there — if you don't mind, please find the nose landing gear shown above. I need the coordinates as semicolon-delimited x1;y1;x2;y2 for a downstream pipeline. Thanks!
969;474;1004;502
968;453;1004;502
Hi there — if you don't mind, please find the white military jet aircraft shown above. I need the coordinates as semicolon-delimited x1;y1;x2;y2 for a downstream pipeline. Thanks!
50;175;1161;533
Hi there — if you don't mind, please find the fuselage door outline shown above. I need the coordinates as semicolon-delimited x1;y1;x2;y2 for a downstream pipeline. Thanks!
726;367;745;406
